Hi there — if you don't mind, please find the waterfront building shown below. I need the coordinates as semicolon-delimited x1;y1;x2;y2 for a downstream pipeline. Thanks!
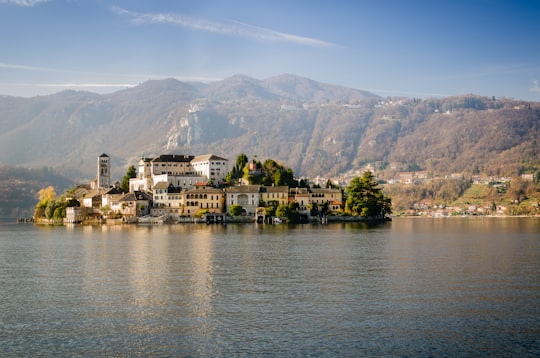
225;185;261;216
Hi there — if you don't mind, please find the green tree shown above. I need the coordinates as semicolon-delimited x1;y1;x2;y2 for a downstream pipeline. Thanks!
345;171;392;218
275;204;289;218
229;204;243;216
276;202;300;223
226;154;249;183
53;206;66;220
44;199;63;219
265;205;276;217
120;165;137;192
65;198;80;207
236;153;248;169
309;202;319;216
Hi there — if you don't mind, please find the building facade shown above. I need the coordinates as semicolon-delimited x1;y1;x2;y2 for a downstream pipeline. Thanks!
225;185;261;216
191;154;229;183
130;153;228;192
97;153;110;189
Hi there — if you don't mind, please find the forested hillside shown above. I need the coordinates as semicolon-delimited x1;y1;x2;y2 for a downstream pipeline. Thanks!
1;75;538;182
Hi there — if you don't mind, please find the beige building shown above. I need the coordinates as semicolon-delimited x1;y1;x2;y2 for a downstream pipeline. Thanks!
151;182;184;219
184;185;225;217
309;188;342;209
260;186;289;207
290;187;343;214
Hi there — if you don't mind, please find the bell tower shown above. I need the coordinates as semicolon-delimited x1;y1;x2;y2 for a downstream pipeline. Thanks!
97;153;110;189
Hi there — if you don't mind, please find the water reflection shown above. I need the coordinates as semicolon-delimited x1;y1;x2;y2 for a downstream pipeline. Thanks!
385;217;540;354
3;220;539;356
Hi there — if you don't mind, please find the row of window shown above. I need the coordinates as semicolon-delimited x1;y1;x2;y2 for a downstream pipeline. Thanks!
311;193;335;198
262;193;287;199
154;194;221;200
153;202;220;208
192;161;226;166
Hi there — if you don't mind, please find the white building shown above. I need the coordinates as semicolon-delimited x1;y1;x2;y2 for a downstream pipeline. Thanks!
151;174;206;189
225;185;261;216
130;153;229;192
191;154;229;184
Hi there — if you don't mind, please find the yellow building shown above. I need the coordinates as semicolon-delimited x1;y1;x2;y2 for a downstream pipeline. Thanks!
184;184;225;217
260;186;289;207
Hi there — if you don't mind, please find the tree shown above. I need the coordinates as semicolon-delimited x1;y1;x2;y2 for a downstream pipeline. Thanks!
226;154;249;183
276;202;300;223
120;165;137;192
275;204;289;219
236;153;248;169
36;186;56;208
44;199;63;219
229;204;243;216
345;171;392;218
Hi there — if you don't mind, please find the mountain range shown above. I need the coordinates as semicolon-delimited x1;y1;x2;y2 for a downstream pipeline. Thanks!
1;74;539;184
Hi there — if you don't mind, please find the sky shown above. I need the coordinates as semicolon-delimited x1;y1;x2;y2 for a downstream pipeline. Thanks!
1;0;540;101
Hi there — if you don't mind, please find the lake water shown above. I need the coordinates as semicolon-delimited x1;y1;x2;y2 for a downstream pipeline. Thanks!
1;217;539;357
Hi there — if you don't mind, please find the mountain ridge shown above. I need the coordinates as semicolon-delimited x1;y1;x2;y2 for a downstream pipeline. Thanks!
0;74;538;183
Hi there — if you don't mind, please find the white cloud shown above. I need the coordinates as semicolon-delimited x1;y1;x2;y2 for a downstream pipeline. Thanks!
111;6;335;48
34;83;136;89
0;0;49;6
0;62;66;72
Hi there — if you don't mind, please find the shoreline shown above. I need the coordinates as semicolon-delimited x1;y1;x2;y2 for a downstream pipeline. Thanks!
19;214;539;226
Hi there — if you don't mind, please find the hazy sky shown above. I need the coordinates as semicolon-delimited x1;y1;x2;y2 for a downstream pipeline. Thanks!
1;0;539;100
